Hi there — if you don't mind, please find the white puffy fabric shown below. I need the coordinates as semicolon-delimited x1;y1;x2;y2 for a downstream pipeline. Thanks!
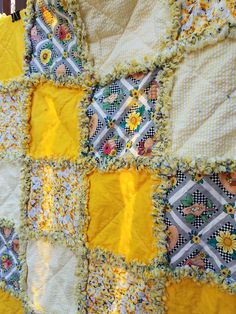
171;38;236;159
0;160;21;228
79;0;172;77
27;240;78;314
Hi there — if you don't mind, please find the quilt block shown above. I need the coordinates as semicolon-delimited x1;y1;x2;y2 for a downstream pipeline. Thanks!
165;171;236;286
0;91;25;158
87;70;160;159
86;252;161;313
0;225;20;292
171;38;236;158
26;240;78;314
0;0;236;313
26;0;84;78
87;169;161;264
27;161;82;239
0;161;21;228
0;11;25;81
29;82;86;160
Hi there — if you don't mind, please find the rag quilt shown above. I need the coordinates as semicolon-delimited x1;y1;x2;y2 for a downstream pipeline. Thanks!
0;0;236;313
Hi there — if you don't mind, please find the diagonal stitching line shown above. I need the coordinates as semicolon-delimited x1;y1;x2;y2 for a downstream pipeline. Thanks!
88;209;124;244
29;255;75;293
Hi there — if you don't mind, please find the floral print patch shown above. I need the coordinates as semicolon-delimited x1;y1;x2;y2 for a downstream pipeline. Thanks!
27;162;81;237
27;0;83;78
86;70;161;159
165;171;236;286
0;225;21;292
0;93;23;157
178;0;234;40
86;254;158;313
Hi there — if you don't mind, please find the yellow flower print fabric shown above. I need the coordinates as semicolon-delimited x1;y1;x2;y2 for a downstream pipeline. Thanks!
0;11;25;82
29;82;86;160
27;161;82;238
178;0;235;40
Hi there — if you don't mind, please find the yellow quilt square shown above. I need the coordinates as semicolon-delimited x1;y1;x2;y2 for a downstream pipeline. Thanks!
166;279;236;314
0;289;24;314
0;11;25;82
29;82;85;160
87;168;161;264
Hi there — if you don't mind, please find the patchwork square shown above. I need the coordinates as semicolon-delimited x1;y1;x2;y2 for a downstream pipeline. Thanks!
26;240;78;314
177;0;234;40
0;92;24;158
171;38;236;158
87;253;159;313
0;290;24;313
165;171;236;286
166;278;236;314
27;0;84;78
0;225;20;292
87;169;161;264
27;161;81;237
79;0;172;76
87;70;161;159
0;11;25;81
0;161;21;227
29;82;85;160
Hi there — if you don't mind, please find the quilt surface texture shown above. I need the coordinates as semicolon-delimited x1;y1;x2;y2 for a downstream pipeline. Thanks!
0;0;236;313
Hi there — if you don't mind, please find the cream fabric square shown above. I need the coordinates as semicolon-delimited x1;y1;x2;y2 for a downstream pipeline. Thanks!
79;0;171;76
171;38;236;159
27;240;78;314
0;161;21;227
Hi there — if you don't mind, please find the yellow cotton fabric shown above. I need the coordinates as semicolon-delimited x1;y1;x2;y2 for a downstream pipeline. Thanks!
0;11;25;81
87;169;161;264
167;279;236;314
0;289;24;314
29;82;85;160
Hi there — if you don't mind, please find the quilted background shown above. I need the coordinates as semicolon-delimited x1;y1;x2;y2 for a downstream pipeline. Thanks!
0;0;236;313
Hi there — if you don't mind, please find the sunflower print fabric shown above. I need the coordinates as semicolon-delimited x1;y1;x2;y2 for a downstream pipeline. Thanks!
0;0;236;313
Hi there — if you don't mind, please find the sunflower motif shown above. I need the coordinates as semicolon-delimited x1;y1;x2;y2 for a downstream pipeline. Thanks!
126;141;132;149
220;266;231;278
190;232;201;244
224;204;235;216
40;48;52;65
130;89;140;99
170;176;177;187
216;231;236;254
60;0;68;10
126;112;142;132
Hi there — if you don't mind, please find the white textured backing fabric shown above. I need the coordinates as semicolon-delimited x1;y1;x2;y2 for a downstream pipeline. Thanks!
79;0;171;76
0;160;21;227
27;240;78;314
171;38;236;159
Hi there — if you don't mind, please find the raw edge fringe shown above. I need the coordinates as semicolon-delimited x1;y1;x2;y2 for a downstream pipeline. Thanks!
22;0;95;86
166;266;236;295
